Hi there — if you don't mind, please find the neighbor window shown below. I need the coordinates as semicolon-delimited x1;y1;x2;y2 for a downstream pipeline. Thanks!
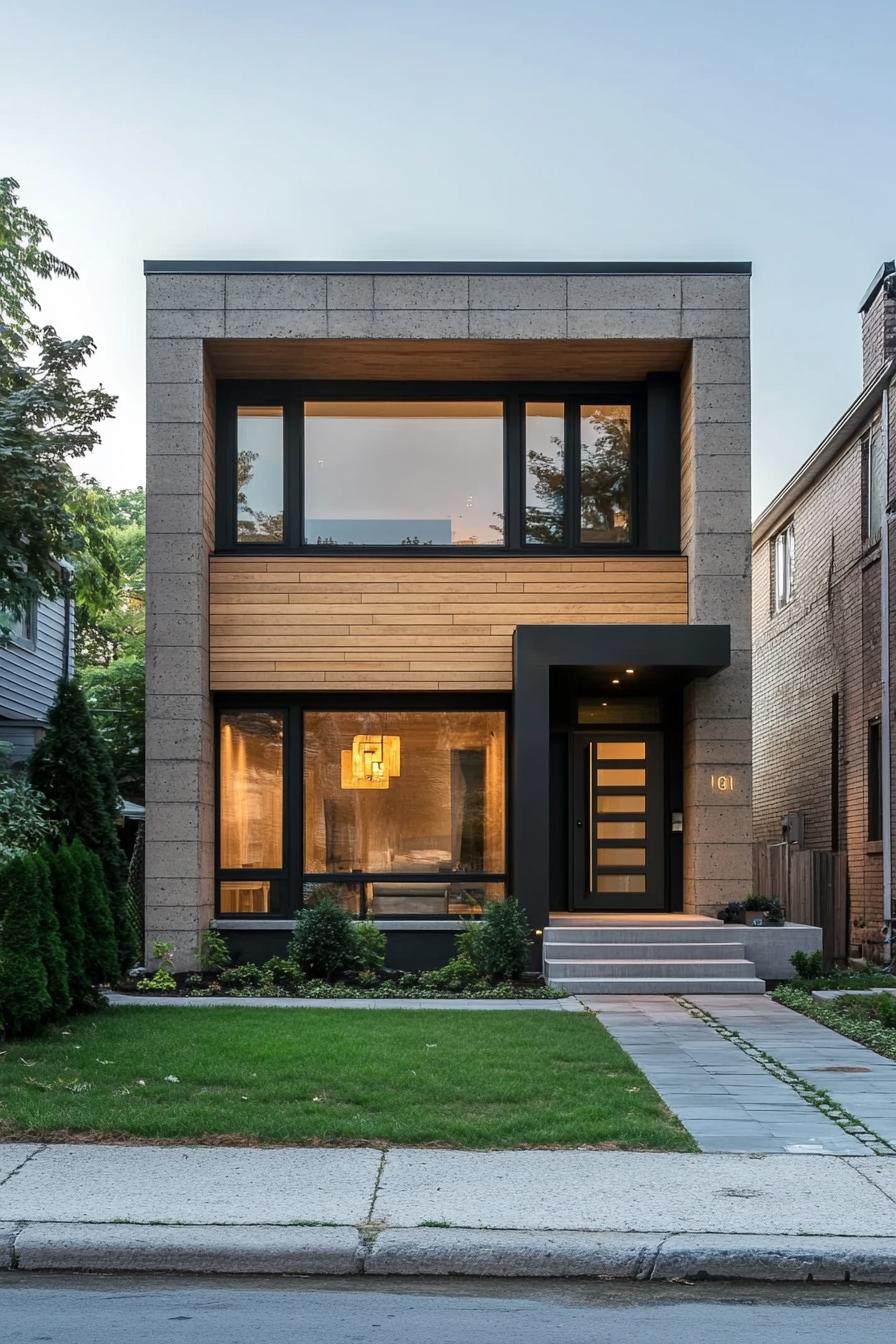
868;718;883;842
303;401;504;546
0;600;37;649
773;521;795;611
865;426;883;537
237;407;284;543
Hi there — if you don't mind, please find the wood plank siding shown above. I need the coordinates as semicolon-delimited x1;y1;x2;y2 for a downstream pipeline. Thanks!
209;556;689;691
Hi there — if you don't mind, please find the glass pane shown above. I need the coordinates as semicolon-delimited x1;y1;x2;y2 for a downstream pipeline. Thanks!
596;741;646;760
596;874;646;893
237;407;284;543
597;795;646;814
596;821;645;840
304;711;506;873
303;881;363;917
580;404;631;544
219;711;284;868
525;402;565;544
368;880;504;918
219;880;271;914
596;847;646;867
304;401;504;546
596;767;646;787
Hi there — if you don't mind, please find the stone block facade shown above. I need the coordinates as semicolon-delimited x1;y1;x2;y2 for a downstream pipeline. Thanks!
145;264;754;963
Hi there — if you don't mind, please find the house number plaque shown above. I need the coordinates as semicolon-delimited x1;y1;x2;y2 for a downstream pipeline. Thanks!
711;774;735;792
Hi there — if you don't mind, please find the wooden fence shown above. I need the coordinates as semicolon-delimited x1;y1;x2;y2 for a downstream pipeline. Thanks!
752;842;848;968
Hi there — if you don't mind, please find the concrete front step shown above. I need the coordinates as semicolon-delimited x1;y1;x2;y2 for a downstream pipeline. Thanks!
552;976;767;995
544;958;758;980
544;940;746;961
544;925;735;945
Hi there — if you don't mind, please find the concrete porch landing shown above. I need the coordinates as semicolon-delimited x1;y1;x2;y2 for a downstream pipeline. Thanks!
544;914;765;995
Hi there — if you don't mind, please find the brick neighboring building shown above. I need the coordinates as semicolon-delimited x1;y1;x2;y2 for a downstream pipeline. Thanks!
752;261;896;953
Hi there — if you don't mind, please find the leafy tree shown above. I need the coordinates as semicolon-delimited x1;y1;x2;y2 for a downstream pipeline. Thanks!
0;853;52;1035
0;743;59;862
69;837;119;985
74;482;145;799
43;841;94;1009
0;177;116;623
31;851;71;1018
30;679;139;970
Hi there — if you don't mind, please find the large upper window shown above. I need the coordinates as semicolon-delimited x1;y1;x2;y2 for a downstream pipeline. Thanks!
221;384;640;553
304;402;504;546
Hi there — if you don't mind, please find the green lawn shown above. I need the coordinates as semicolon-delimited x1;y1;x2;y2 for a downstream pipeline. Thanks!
0;1006;694;1150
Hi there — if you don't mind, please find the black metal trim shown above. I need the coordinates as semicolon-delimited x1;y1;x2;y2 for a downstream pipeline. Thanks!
218;379;654;558
214;692;511;921
145;260;752;276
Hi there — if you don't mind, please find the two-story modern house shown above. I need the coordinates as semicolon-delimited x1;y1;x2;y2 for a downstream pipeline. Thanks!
753;261;896;960
0;582;73;762
145;261;760;989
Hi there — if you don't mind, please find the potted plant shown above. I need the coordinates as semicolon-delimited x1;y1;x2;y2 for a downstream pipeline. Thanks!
743;894;785;927
717;900;746;924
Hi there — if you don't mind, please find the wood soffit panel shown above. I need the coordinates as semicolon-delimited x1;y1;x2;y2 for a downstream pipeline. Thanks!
206;338;689;381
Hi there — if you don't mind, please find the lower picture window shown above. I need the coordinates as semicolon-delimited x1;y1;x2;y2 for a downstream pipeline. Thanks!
217;704;507;917
303;709;506;879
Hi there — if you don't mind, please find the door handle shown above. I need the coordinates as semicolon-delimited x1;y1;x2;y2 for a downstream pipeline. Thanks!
576;819;584;829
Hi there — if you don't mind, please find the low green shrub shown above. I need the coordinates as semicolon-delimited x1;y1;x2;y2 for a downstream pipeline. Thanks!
790;949;824;980
216;964;264;994
136;941;177;993
70;839;120;986
289;897;356;981
352;920;386;972
198;924;232;974
472;897;531;981
416;955;481;993
31;852;71;1019
717;901;745;923
260;956;306;995
834;992;896;1028
0;853;52;1035
456;919;484;963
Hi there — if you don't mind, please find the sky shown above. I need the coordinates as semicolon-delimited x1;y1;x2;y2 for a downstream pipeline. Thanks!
3;0;894;515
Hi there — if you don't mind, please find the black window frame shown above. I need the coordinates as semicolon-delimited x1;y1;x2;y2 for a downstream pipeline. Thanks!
214;692;511;920
215;380;648;557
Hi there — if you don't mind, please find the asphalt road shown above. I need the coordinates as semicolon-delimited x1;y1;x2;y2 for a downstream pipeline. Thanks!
2;1276;896;1344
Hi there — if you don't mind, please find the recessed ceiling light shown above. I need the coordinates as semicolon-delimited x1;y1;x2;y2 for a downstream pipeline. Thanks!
611;678;620;685
625;668;635;674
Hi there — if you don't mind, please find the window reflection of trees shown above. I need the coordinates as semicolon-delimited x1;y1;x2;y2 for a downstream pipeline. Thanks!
237;448;284;543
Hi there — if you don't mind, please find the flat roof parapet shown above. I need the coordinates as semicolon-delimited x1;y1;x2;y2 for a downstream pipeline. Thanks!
144;259;752;277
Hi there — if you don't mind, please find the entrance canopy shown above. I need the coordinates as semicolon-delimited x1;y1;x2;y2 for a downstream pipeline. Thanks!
511;623;731;929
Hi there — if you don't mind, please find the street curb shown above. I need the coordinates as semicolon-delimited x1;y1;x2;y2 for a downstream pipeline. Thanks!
5;1224;896;1283
11;1224;361;1275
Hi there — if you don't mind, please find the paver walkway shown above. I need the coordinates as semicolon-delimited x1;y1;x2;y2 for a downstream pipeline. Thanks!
583;995;875;1155
691;995;896;1147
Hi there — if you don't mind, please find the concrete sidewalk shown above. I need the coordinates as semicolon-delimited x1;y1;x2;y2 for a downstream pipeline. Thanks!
2;1142;896;1282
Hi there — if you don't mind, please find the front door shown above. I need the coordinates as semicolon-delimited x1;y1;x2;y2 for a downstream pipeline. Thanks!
571;730;665;911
